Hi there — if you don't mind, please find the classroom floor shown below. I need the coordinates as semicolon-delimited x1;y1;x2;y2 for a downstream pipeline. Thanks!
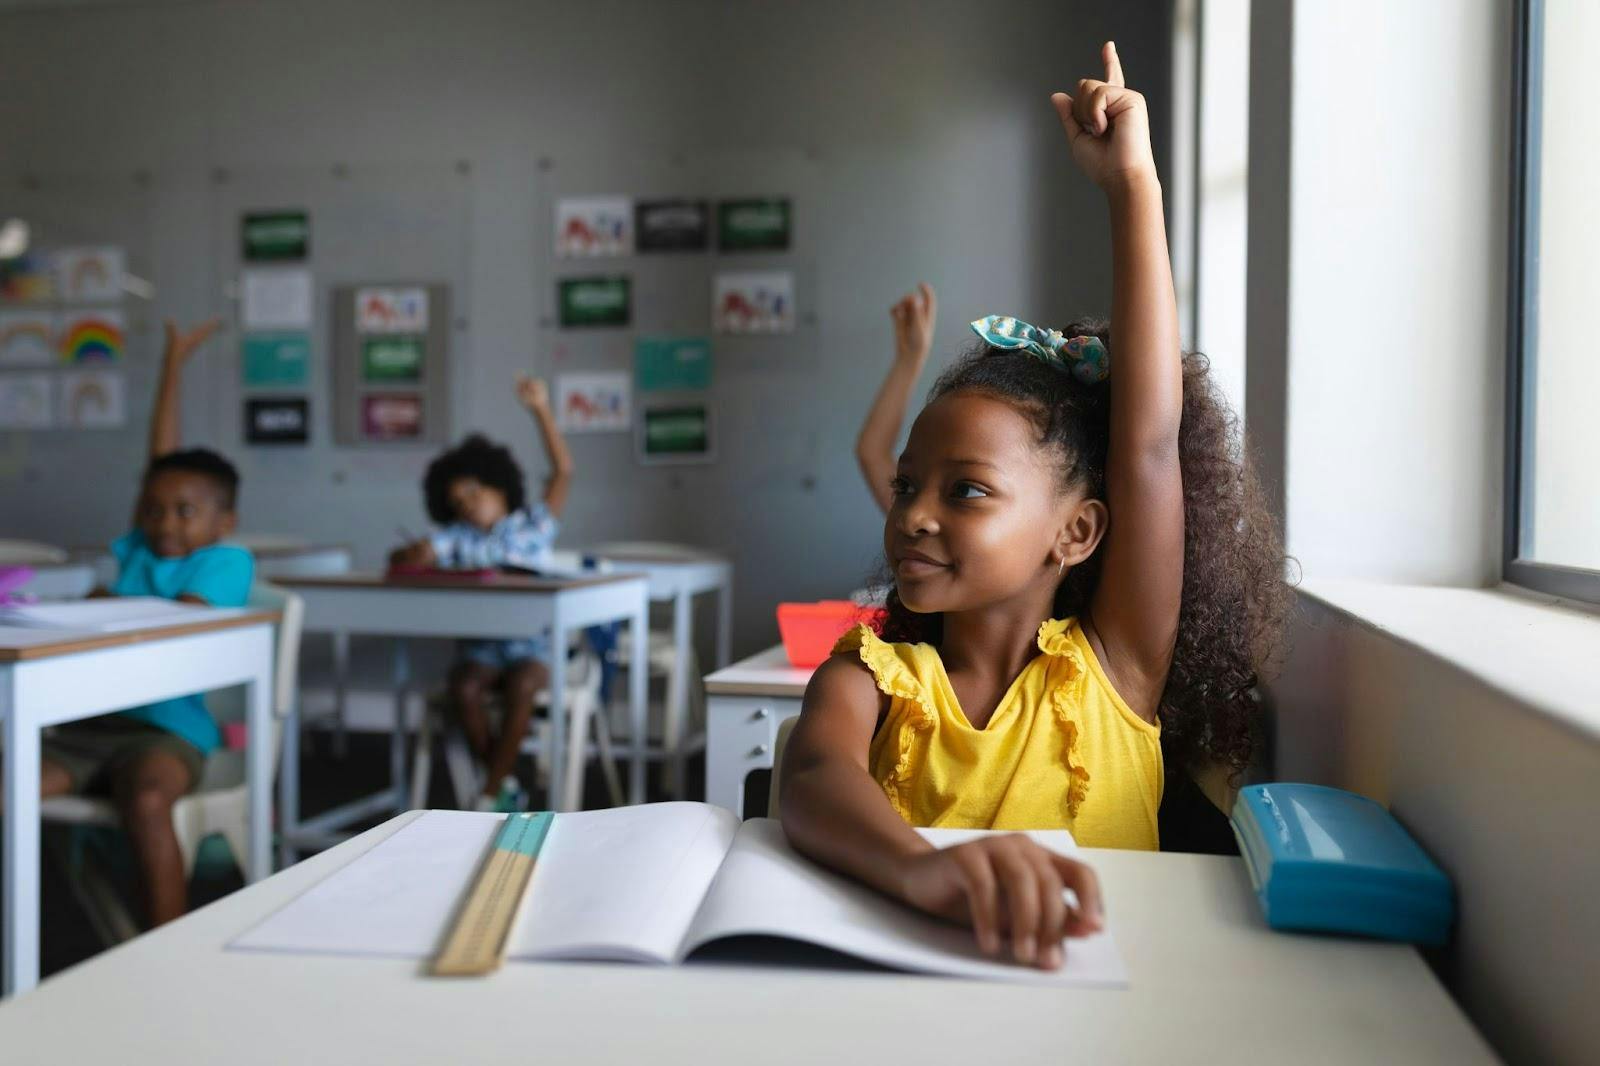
14;729;704;983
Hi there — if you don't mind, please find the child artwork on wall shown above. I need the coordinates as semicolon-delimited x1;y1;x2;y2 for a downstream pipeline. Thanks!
713;272;795;334
0;373;53;429
356;287;429;333
59;368;125;428
58;310;125;363
555;371;631;432
0;253;57;303
53;247;126;303
0;311;57;366
361;393;424;441
555;197;634;257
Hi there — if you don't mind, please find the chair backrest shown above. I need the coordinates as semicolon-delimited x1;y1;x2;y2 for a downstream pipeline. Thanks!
766;716;800;820
588;540;719;562
248;580;305;720
0;539;68;564
231;533;310;552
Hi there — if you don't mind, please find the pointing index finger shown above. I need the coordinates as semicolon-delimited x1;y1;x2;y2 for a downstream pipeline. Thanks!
1104;40;1124;87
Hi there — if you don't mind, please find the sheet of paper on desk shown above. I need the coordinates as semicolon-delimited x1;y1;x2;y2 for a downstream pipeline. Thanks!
0;597;210;632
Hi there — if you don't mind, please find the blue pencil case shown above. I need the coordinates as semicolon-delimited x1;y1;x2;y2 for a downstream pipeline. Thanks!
1230;783;1454;946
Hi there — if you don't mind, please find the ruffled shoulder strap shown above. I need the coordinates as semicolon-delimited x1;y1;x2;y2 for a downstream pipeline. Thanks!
832;624;936;729
1035;618;1092;817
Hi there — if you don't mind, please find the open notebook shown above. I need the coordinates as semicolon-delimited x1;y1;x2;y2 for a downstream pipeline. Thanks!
231;804;1127;987
0;597;211;632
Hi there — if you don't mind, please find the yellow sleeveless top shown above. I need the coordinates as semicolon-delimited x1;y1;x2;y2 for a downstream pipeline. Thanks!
835;618;1163;850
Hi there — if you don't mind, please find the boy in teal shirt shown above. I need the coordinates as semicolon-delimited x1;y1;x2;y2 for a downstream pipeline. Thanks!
38;318;253;927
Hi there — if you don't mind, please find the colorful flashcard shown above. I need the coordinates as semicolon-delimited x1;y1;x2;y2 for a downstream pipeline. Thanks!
712;271;795;334
555;197;634;257
0;311;57;366
555;371;631;433
635;336;712;392
0;374;54;429
242;332;310;388
635;199;709;252
717;198;791;252
59;369;125;428
355;287;429;334
241;269;313;330
558;276;630;328
639;403;714;463
245;397;310;445
242;210;309;261
361;393;424;441
361;335;425;382
58;311;125;363
53;247;126;303
0;253;56;303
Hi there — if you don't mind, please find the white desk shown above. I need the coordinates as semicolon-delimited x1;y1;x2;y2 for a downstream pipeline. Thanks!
0;609;279;997
0;810;1498;1063
704;644;815;814
275;573;650;850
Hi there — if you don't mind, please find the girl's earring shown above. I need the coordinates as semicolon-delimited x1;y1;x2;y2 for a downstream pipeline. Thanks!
1057;556;1066;577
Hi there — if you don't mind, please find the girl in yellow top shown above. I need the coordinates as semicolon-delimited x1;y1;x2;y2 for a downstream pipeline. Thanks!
780;42;1288;972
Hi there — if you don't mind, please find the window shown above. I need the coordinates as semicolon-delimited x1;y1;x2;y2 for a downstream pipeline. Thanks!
1506;0;1600;604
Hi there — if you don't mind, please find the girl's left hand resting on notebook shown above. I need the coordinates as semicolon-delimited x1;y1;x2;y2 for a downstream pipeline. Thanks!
897;835;1104;970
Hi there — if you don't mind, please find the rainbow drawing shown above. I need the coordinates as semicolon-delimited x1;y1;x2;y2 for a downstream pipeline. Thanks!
58;311;125;364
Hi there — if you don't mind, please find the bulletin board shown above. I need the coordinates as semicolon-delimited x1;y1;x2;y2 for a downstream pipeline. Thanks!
329;281;452;446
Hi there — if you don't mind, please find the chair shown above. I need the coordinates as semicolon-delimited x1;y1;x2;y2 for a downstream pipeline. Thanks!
411;644;624;813
40;582;303;942
229;533;310;553
0;539;68;565
766;716;799;820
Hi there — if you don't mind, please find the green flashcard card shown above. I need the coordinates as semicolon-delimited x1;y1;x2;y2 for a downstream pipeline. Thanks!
362;335;425;382
635;336;712;392
559;277;631;328
241;332;310;387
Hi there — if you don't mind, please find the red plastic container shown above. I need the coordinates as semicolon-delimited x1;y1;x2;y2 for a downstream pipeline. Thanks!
777;601;885;668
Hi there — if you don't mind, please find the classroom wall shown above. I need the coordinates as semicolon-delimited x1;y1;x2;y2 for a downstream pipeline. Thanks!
0;0;1173;657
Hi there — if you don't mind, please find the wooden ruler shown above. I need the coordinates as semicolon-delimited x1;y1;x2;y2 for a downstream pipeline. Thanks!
431;811;554;977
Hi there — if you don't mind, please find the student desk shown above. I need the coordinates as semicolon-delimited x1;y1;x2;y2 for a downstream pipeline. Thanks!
0;609;279;997
274;573;650;848
704;644;814;814
0;810;1498;1063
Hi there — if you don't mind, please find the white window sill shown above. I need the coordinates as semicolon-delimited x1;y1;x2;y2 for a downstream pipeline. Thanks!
1296;577;1600;743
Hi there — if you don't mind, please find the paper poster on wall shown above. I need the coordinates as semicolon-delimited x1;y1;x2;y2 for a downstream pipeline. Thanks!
635;200;709;252
0;254;55;303
558;277;630;328
242;211;309;261
361;335;425;382
0;374;54;429
242;332;310;387
245;397;310;445
555;371;631;432
361;393;424;441
355;287;428;334
241;269;313;330
717;198;791;252
638;403;714;464
635;336;712;392
53;247;126;303
59;368;125;428
555;197;634;257
713;272;794;334
58;310;125;363
0;311;57;366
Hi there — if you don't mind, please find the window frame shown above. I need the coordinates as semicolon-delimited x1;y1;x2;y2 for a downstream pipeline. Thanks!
1504;0;1600;604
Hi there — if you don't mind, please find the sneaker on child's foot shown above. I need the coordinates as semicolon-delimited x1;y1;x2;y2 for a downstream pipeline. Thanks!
493;775;528;813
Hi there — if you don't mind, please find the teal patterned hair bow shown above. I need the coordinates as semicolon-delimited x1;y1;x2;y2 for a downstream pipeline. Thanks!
969;314;1109;385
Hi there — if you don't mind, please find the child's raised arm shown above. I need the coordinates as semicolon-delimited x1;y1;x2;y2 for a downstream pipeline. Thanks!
147;318;223;459
1052;43;1184;721
516;373;574;517
855;283;936;513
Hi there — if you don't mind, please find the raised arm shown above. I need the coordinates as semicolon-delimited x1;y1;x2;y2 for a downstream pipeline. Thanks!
147;318;223;459
516;374;574;517
1053;43;1184;719
855;283;935;513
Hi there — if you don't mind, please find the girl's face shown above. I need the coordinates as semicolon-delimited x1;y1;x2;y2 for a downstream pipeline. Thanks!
447;477;510;532
886;391;1101;616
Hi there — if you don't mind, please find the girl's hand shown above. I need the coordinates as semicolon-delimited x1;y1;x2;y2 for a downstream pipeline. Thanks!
896;835;1104;970
1051;41;1157;191
890;282;936;365
162;318;224;367
515;373;551;414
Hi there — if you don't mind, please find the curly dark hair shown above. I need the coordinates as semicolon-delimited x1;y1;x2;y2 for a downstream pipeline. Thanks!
143;448;240;510
423;433;526;525
876;322;1292;780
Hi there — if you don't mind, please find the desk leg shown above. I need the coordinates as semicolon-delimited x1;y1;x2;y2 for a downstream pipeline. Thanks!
331;629;350;759
2;665;41;996
547;623;567;812
278;698;301;868
391;640;411;810
716;577;733;669
668;589;692;798
629;599;649;805
246;659;273;882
